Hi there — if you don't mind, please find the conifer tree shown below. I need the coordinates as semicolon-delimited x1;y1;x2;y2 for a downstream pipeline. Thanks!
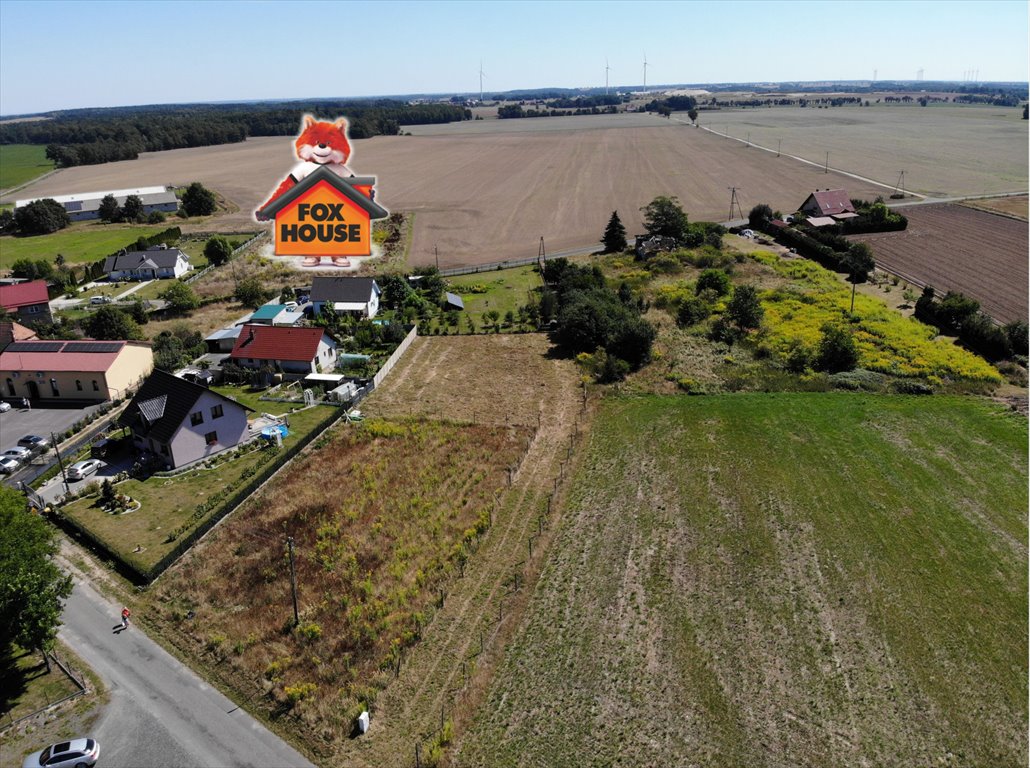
601;210;627;253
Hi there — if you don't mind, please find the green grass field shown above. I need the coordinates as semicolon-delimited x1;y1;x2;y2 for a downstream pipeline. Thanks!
0;223;166;270
459;394;1027;767
445;264;542;325
0;144;54;190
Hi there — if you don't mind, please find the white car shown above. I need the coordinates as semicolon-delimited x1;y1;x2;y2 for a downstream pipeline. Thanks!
89;295;112;305
0;401;11;412
0;457;20;474
67;459;103;481
22;738;99;768
2;447;32;462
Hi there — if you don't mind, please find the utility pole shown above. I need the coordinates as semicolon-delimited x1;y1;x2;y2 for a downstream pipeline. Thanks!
746;131;750;147
287;537;300;627
434;244;439;270
824;152;829;174
777;138;781;157
727;187;743;221
51;432;69;495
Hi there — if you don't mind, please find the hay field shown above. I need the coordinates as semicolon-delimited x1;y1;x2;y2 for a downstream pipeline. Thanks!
4;107;1024;270
457;394;1028;768
694;104;1028;198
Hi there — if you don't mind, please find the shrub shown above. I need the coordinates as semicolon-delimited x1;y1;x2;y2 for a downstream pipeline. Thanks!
695;269;731;297
816;324;859;373
284;682;317;705
676;297;711;327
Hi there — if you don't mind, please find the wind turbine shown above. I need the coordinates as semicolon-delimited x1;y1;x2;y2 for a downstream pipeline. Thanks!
479;60;487;102
643;53;648;91
605;58;611;95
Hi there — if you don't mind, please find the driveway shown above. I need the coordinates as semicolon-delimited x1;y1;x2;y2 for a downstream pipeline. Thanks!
58;572;315;768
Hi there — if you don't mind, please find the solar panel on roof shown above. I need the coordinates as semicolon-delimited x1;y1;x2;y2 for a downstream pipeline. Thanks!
63;341;123;353
7;341;64;352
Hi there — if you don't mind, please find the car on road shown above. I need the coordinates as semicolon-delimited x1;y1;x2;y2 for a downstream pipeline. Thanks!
0;401;11;412
22;738;100;768
18;435;50;451
67;459;103;480
0;457;21;474
3;447;32;462
89;295;112;305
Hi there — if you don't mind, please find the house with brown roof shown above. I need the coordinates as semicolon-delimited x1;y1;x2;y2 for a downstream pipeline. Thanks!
0;321;38;351
118;369;252;468
1;339;153;403
229;324;337;375
799;189;858;219
0;280;52;326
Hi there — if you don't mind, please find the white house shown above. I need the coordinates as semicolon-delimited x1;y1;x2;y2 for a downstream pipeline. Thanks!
310;277;380;319
103;245;192;281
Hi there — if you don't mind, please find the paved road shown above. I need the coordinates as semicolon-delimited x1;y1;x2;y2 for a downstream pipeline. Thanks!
59;574;314;768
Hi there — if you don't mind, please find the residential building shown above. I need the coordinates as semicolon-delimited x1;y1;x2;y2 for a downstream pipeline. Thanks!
0;321;38;351
229;324;337;375
118;369;252;468
1;339;153;403
310;277;381;319
0;280;53;326
103;245;192;281
799;189;857;219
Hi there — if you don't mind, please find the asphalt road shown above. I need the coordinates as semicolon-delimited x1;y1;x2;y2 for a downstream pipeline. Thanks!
59;575;314;768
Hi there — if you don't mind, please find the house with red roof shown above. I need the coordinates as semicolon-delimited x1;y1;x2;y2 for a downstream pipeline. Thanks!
0;321;38;351
229;324;337;375
1;339;153;403
0;280;52;326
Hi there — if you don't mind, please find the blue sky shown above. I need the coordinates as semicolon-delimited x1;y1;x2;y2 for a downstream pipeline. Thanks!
1;0;1027;115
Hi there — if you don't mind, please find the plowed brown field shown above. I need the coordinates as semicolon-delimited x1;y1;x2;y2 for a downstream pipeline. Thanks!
851;203;1028;324
3;117;891;269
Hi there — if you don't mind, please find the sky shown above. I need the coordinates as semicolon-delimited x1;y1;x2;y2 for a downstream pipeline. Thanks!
1;0;1027;115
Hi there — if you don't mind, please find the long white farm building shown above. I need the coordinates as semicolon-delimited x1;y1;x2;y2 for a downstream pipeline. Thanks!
15;186;179;221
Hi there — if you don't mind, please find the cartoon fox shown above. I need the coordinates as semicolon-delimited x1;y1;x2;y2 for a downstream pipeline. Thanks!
256;115;354;217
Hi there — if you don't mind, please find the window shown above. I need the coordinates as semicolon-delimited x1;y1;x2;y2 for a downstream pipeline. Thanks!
28;305;41;314
76;379;83;391
92;380;99;391
190;411;204;426
204;431;218;445
210;404;224;419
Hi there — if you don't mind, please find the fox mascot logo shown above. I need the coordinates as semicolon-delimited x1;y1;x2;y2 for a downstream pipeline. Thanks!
257;115;355;216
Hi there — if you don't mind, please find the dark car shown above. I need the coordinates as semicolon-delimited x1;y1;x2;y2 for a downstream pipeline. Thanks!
17;435;50;451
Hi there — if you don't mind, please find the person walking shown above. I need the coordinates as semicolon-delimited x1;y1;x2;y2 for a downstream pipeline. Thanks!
121;606;131;629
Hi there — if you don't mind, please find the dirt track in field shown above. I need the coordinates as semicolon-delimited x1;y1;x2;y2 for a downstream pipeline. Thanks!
851;203;1028;324
345;334;583;766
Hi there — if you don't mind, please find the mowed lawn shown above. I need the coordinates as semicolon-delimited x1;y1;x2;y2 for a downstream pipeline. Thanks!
0;222;167;270
459;394;1028;768
0;144;54;190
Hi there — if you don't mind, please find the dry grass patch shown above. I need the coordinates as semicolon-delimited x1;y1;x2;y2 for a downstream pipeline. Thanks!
147;417;531;759
143;301;243;340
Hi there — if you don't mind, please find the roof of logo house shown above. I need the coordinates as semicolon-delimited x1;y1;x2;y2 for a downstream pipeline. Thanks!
256;166;389;221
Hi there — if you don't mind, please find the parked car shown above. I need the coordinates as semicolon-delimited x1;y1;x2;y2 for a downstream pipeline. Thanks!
67;459;103;481
3;447;32;462
22;738;100;768
0;401;11;413
18;435;50;451
90;295;112;305
0;457;21;474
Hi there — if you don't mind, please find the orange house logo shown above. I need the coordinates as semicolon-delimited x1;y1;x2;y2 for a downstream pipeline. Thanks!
257;166;388;258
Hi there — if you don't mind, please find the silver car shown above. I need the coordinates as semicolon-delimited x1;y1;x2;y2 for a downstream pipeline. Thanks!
67;459;103;481
0;457;20;474
22;738;100;768
2;447;31;462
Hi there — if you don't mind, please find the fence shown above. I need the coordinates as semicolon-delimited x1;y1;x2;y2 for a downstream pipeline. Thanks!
183;231;267;285
50;404;350;585
373;324;418;389
435;245;597;277
1;650;88;733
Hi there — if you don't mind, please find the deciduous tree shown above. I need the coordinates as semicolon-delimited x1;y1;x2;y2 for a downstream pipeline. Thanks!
83;307;143;340
160;281;199;314
121;194;145;223
98;194;119;223
641;196;689;242
203;235;233;266
0;487;73;671
13;199;69;235
181;182;217;217
725;284;764;333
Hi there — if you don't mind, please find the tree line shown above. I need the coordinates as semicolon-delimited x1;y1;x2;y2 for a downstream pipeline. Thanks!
1;101;469;168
